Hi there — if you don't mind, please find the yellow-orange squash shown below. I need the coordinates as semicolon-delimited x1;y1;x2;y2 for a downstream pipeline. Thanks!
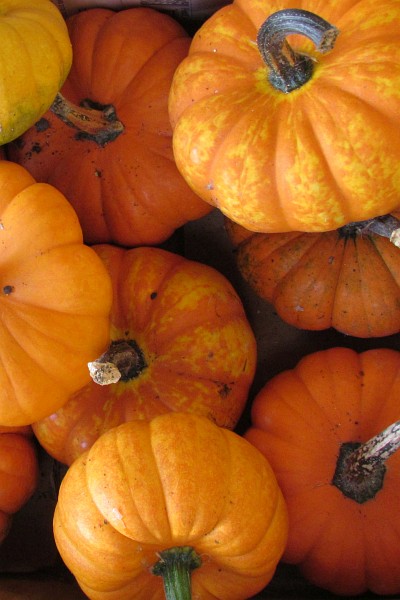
7;7;211;247
0;430;39;545
0;160;113;426
169;1;400;233
53;412;288;600
33;244;257;465
245;347;400;596
0;0;72;144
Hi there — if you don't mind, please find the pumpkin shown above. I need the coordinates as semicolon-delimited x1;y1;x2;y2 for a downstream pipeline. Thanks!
53;412;288;600
33;244;257;465
7;7;211;247
0;0;72;145
245;347;400;596
0;160;113;426
0;431;39;545
168;1;400;233
225;213;400;338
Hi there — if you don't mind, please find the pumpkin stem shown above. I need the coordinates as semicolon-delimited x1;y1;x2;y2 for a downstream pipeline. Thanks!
87;339;147;385
332;420;400;504
151;546;201;600
340;214;400;248
257;9;339;93
51;92;124;147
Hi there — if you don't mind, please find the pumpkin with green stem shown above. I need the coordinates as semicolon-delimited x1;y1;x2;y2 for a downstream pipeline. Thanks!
53;412;288;600
169;1;400;233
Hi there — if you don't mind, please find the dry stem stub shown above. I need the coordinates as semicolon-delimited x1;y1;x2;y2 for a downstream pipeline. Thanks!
332;420;400;503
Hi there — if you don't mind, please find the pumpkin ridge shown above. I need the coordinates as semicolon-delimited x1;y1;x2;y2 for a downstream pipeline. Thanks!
353;237;391;337
275;232;341;308
293;94;355;225
114;428;168;544
368;234;400;291
358;350;400;431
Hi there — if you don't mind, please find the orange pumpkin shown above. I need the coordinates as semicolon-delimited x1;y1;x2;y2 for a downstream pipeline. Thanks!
169;1;400;233
53;412;288;600
225;214;400;338
0;160;113;426
7;7;211;247
245;347;400;596
0;431;39;545
33;244;257;465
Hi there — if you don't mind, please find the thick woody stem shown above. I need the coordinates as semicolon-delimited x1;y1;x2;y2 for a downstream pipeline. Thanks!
257;9;339;93
51;92;124;146
332;420;400;503
348;421;400;472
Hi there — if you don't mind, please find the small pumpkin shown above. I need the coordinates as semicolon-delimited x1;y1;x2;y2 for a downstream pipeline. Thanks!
245;347;400;596
53;412;288;600
0;160;113;426
0;0;72;145
33;244;257;465
0;431;39;545
169;1;400;233
225;213;400;338
7;7;211;247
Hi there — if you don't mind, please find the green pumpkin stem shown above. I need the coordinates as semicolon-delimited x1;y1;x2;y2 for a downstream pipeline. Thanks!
332;420;400;504
152;546;202;600
257;9;339;93
51;92;124;146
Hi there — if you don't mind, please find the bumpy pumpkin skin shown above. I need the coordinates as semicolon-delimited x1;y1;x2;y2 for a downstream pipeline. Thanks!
245;347;400;596
33;244;257;465
53;412;288;600
225;218;400;338
7;7;211;247
0;432;39;545
0;160;113;426
169;0;400;233
0;0;72;145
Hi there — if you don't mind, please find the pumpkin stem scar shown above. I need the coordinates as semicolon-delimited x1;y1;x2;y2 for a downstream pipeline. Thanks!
257;9;339;94
152;546;202;600
50;92;124;147
340;213;400;247
88;339;147;385
332;420;400;503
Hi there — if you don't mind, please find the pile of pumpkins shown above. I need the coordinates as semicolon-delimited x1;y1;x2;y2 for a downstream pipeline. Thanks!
1;1;400;599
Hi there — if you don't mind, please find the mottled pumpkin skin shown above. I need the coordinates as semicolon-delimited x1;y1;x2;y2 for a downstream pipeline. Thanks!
33;244;257;465
245;347;400;596
0;0;72;144
169;0;400;233
53;412;288;600
7;7;211;247
0;432;39;544
0;160;113;426
226;218;400;338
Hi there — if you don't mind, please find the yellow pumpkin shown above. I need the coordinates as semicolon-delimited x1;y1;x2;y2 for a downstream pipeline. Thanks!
0;0;72;144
